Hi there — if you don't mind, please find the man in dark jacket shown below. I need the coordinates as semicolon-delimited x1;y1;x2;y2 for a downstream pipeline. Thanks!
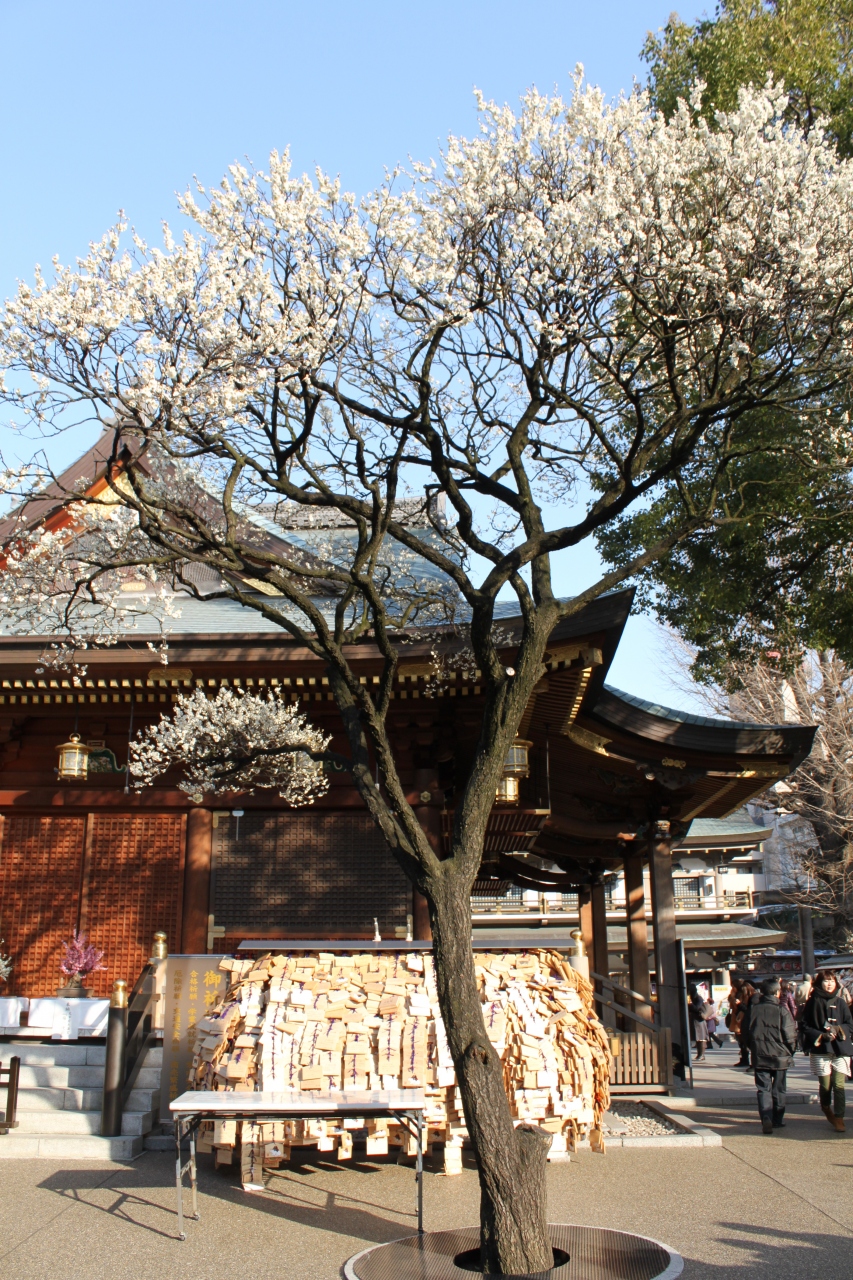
742;977;797;1134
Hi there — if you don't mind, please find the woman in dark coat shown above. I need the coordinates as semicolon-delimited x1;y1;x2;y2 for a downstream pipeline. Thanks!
801;968;853;1132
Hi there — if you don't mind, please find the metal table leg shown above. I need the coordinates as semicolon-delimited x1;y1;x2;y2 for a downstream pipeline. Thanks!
416;1110;424;1235
189;1123;199;1222
175;1117;185;1241
174;1114;201;1238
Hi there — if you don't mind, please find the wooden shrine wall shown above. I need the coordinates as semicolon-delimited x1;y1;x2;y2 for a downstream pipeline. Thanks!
211;809;411;945
0;815;85;1000
0;812;185;998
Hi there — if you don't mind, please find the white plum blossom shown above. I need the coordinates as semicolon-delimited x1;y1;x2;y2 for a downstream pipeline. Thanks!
129;685;331;805
0;500;178;671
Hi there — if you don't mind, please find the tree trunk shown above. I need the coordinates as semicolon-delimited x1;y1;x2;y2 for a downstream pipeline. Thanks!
428;865;553;1275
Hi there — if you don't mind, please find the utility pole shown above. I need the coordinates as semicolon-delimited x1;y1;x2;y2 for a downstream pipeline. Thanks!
798;905;816;975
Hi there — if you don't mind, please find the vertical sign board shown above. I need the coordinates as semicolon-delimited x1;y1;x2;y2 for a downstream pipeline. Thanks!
159;954;228;1121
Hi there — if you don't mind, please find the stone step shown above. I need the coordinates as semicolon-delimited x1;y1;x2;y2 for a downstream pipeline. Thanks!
17;1065;105;1089
120;1109;155;1138
0;1043;105;1067
17;1110;105;1135
14;1087;102;1112
16;1107;155;1137
127;1088;160;1113
0;1132;142;1159
15;1085;160;1114
129;1067;160;1089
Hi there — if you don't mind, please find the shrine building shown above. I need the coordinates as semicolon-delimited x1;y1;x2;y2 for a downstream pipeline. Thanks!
0;438;815;1042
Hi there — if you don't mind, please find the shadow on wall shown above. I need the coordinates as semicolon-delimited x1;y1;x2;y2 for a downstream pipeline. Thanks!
0;812;184;998
211;811;411;939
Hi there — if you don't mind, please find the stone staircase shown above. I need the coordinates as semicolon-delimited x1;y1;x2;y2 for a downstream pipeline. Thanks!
0;1040;162;1159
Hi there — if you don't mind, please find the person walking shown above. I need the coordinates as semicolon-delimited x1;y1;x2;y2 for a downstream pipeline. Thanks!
705;996;724;1049
689;985;710;1062
780;979;798;1023
801;967;853;1133
729;979;757;1067
795;973;813;1011
742;977;797;1135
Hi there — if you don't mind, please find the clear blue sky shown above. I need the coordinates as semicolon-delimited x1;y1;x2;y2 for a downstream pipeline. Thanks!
0;0;707;711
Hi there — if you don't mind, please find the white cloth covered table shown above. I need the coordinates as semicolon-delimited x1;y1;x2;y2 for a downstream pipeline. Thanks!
0;997;28;1029
27;997;109;1039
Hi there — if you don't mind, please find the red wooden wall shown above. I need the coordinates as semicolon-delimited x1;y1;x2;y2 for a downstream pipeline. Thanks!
0;812;185;998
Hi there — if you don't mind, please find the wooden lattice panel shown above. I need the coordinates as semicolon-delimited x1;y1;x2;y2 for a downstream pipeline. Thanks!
212;810;410;937
83;813;185;996
0;814;86;998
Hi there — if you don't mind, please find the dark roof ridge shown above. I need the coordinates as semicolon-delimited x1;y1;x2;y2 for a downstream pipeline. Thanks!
602;683;771;731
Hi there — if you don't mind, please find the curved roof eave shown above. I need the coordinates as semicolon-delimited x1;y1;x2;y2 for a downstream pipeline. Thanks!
586;684;816;764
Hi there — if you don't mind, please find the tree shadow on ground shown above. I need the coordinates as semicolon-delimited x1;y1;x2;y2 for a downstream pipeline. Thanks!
37;1149;442;1244
694;1105;853;1144
684;1223;853;1278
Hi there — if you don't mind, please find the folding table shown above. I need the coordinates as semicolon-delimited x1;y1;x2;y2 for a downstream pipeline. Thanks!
170;1088;426;1240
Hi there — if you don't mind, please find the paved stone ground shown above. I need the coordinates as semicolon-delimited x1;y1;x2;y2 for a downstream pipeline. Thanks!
676;1037;817;1105
1;1108;852;1280
1;1041;851;1280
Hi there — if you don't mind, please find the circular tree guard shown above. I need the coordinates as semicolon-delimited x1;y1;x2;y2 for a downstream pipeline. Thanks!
344;1226;684;1280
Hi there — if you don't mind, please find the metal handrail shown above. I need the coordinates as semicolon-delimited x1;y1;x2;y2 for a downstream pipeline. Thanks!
589;970;650;1006
101;932;166;1137
596;997;658;1032
0;1056;20;1133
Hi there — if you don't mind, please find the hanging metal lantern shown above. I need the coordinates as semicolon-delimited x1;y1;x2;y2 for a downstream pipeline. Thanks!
494;738;532;803
503;738;532;778
56;733;91;781
495;775;520;804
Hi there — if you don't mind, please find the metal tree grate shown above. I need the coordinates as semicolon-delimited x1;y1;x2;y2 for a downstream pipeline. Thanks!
345;1226;682;1280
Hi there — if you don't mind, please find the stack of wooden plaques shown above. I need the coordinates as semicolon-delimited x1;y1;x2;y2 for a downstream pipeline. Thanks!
188;948;612;1180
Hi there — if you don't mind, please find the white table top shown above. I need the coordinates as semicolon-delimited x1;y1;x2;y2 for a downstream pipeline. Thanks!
170;1089;425;1115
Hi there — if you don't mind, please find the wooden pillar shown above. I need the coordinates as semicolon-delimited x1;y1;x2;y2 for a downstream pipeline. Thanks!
647;824;682;1037
624;854;652;1022
413;891;432;941
182;808;212;953
579;888;593;957
413;785;440;941
590;881;610;979
590;880;614;1027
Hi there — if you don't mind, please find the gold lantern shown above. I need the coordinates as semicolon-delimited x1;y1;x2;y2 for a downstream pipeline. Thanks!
495;737;532;804
56;733;91;781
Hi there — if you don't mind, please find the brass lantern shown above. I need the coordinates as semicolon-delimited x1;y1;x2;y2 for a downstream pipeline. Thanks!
56;733;91;781
495;737;532;804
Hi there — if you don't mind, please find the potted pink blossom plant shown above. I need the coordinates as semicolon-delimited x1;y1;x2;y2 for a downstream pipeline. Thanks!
56;932;106;998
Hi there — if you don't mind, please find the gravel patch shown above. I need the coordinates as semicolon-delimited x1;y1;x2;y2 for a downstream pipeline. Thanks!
602;1101;682;1137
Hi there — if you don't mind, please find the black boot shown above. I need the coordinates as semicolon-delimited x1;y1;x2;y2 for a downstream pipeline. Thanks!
761;1115;774;1135
772;1110;786;1128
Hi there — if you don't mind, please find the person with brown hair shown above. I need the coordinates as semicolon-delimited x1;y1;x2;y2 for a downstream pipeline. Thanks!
801;968;853;1132
728;978;757;1068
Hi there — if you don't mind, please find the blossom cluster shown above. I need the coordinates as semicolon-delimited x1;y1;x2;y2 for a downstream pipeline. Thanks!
129;685;331;805
0;932;11;984
60;931;106;979
0;499;178;671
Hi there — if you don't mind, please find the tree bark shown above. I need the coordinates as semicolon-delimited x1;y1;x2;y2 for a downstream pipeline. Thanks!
428;864;553;1275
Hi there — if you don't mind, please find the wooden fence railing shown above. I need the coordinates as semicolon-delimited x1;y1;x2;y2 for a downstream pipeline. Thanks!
608;1029;673;1094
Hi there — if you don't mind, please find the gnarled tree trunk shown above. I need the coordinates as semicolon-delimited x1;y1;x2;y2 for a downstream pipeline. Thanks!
427;861;554;1275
